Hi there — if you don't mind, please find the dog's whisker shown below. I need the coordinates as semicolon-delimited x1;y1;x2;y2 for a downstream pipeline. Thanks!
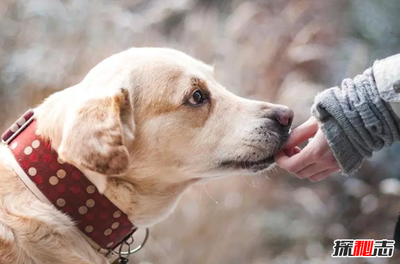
241;175;255;187
250;175;258;188
203;183;219;204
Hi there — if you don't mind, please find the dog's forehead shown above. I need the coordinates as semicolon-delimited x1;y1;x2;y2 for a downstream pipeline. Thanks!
130;47;213;74
114;48;213;86
132;48;215;92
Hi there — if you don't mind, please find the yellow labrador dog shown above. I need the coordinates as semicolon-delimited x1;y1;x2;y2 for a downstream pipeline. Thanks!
0;48;293;264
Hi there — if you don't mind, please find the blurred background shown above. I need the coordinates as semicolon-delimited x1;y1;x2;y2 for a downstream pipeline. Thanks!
1;0;400;263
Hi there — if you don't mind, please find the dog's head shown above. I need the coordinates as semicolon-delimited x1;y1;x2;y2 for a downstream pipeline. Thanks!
37;48;292;183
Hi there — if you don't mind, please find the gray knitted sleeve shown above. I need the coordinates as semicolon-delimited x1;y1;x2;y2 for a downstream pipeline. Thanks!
311;68;400;175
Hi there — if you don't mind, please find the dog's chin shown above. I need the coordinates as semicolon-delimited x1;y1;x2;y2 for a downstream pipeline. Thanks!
220;136;288;173
220;155;275;173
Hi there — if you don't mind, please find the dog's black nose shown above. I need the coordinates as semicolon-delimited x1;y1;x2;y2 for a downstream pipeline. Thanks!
275;107;294;127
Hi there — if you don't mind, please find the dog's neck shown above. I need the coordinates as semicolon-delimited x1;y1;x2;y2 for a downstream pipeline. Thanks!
105;172;198;227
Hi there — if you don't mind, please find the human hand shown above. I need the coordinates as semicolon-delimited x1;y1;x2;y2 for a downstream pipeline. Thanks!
276;117;340;182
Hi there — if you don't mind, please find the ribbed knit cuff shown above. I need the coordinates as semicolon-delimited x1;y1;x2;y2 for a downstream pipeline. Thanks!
311;68;400;175
315;113;365;175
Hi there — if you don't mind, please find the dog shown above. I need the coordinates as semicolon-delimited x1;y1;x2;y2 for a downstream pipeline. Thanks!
0;47;293;264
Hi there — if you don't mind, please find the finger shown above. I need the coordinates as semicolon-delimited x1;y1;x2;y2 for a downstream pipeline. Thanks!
283;146;302;157
296;162;335;179
275;149;314;173
285;117;319;149
296;163;319;179
308;168;339;182
293;146;301;155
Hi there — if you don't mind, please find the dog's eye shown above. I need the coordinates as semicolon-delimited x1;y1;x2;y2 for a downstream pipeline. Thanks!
188;90;206;106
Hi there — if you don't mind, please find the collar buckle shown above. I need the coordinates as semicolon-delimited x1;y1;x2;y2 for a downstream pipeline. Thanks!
110;227;150;263
1;109;35;145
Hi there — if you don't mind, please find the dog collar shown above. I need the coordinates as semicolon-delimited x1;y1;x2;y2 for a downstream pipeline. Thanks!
1;109;145;261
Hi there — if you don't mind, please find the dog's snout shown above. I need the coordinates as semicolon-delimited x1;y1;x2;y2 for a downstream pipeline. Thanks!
274;107;294;127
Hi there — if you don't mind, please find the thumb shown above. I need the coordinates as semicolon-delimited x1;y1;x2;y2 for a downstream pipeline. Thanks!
284;117;318;149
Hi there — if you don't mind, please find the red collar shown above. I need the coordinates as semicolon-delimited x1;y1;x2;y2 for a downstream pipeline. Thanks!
1;110;136;250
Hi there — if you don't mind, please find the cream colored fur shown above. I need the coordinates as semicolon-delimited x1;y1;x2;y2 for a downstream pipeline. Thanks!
0;48;291;264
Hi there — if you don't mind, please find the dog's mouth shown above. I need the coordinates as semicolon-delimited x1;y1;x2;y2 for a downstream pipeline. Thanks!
219;127;290;172
220;155;275;172
219;133;289;172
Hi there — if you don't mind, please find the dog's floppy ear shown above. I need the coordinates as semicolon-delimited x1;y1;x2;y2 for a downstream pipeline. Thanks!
58;89;134;176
